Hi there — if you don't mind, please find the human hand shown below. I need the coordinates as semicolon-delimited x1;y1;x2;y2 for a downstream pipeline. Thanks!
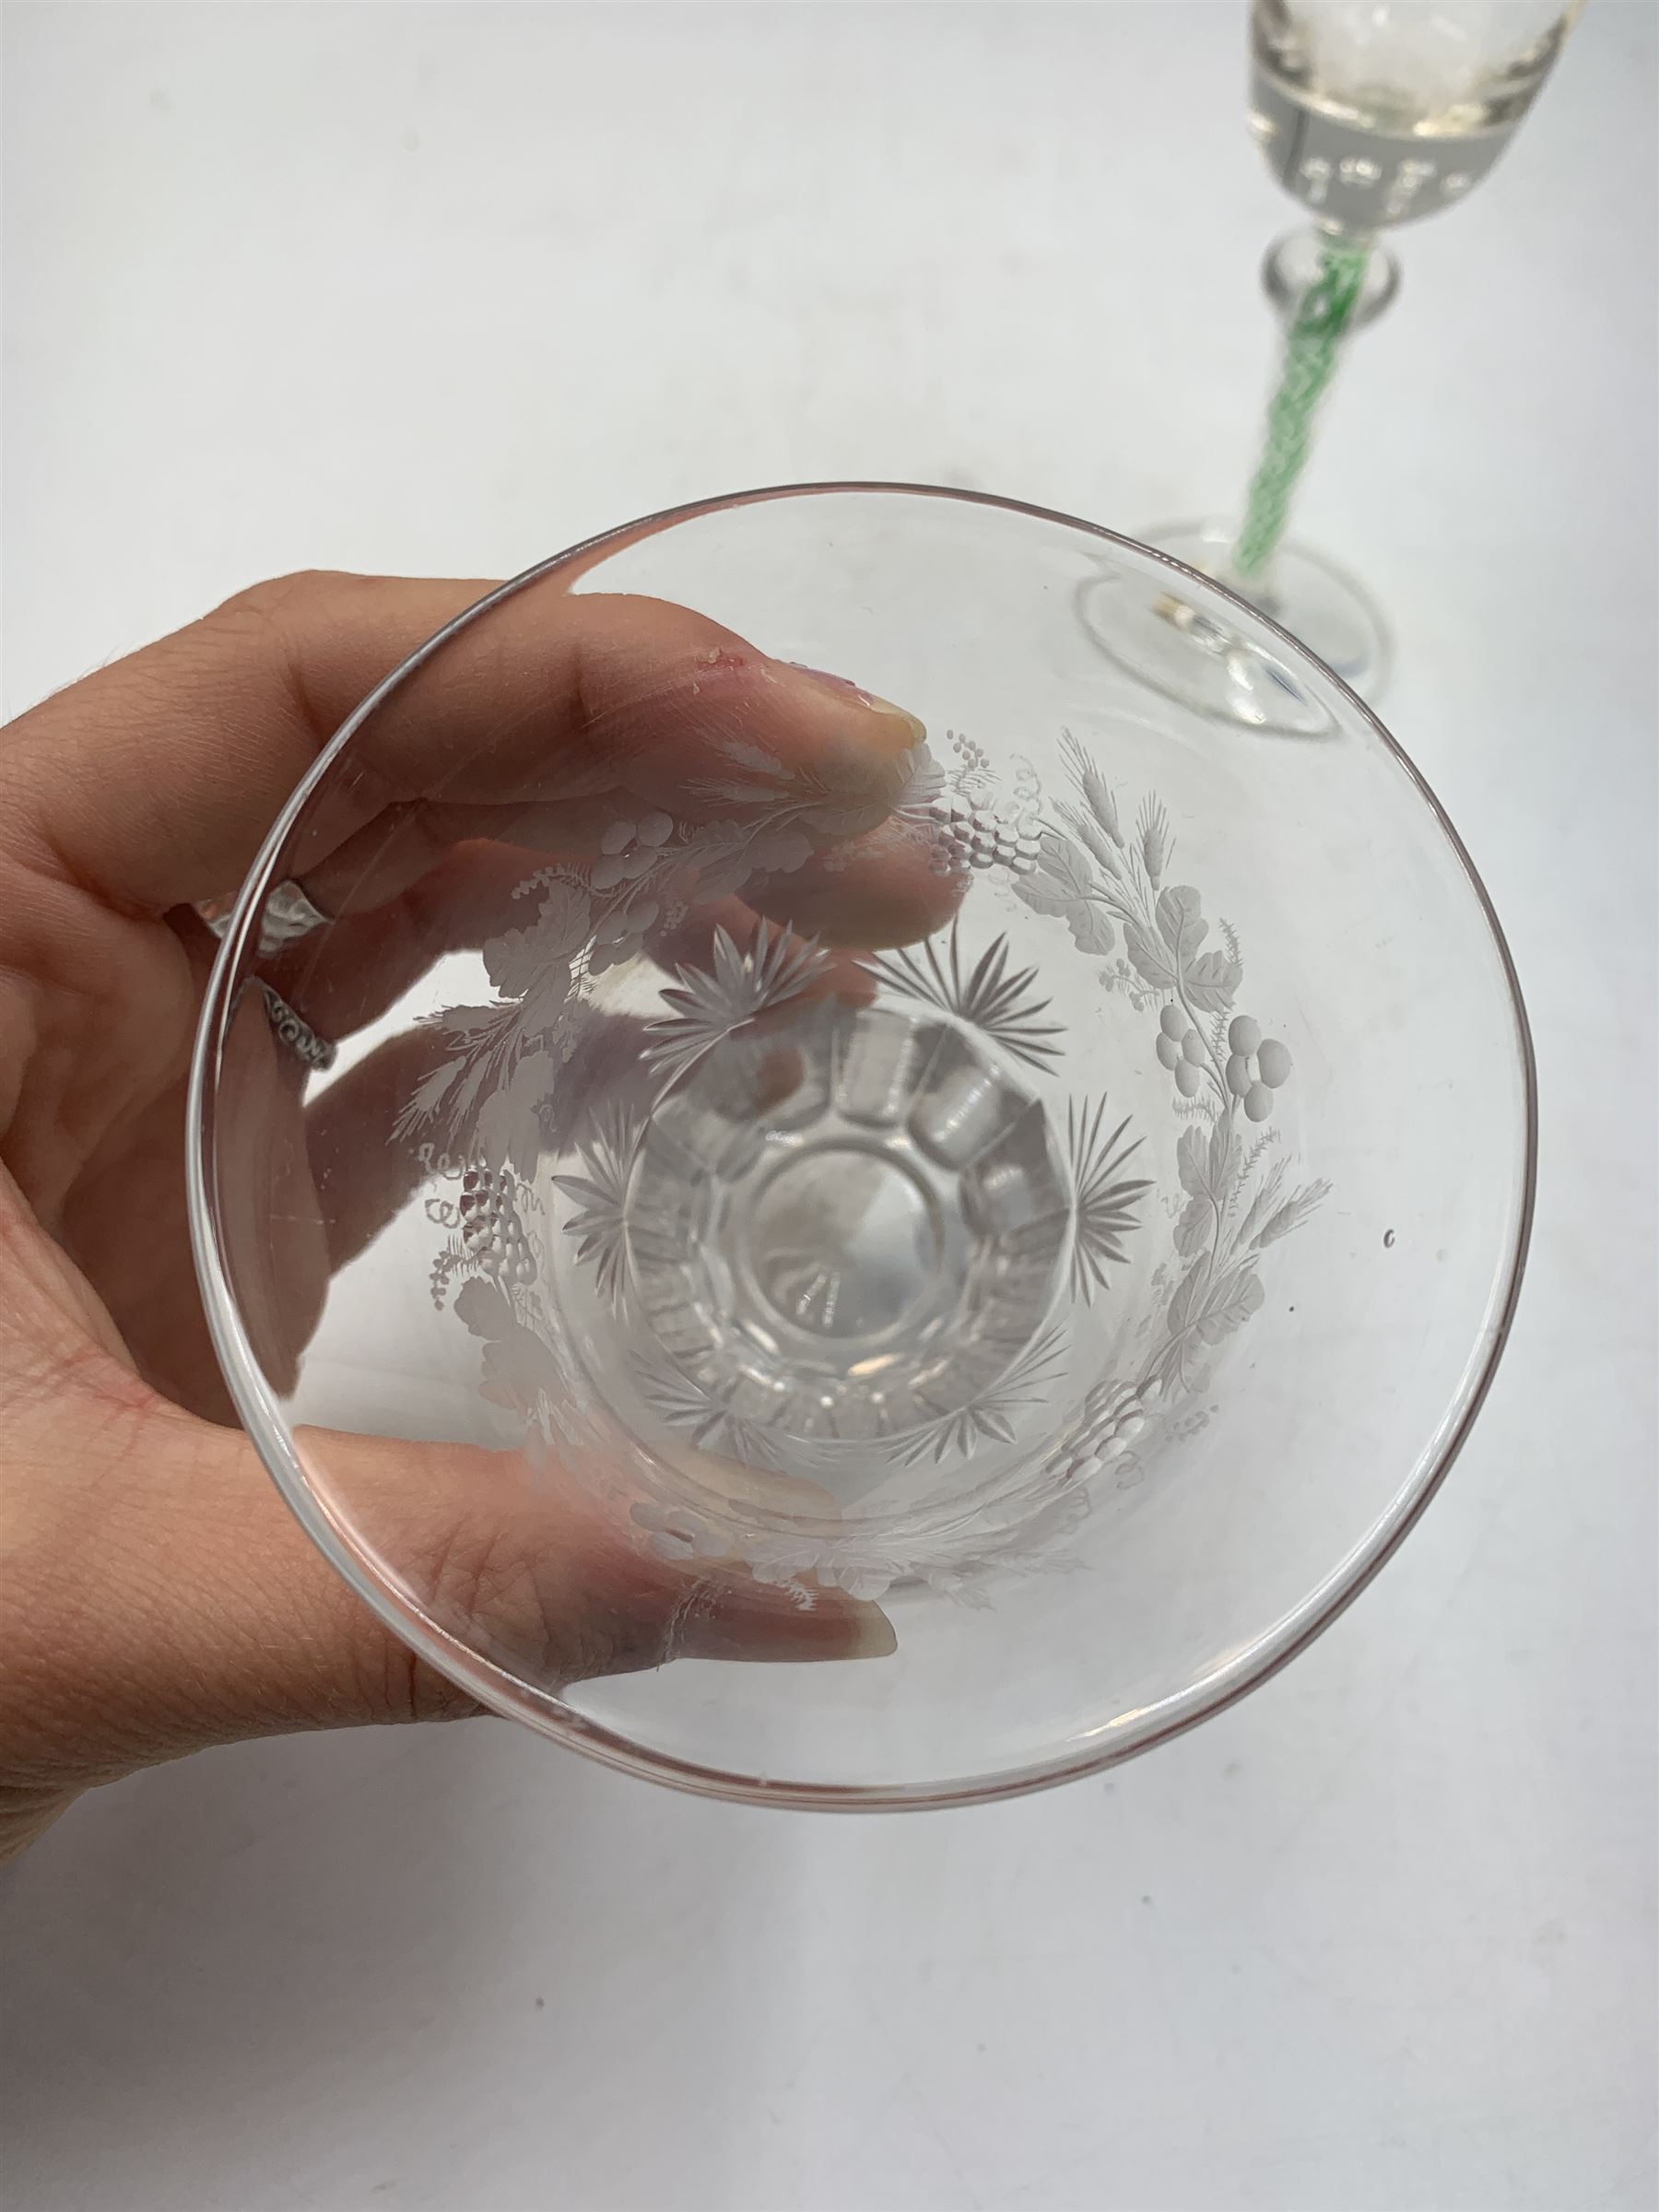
0;571;949;1858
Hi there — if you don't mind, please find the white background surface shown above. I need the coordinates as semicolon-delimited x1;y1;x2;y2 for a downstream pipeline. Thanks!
3;5;1655;2209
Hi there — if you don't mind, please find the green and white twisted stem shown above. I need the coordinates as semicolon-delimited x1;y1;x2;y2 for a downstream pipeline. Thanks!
1232;233;1372;584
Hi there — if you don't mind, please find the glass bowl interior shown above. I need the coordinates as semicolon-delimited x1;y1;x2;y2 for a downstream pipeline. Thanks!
188;484;1534;1806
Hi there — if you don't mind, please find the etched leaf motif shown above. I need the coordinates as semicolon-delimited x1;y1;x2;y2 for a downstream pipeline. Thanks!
1233;1156;1289;1248
1176;1126;1208;1199
1206;1116;1241;1200
672;813;815;900
675;820;759;903
517;963;575;1038
1195;1267;1265;1345
1176;1116;1239;1207
744;825;815;878
1138;887;1241;1011
801;755;917;839
453;1277;513;1339
1060;731;1124;850
889;745;948;833
1016;831;1115;956
479;1329;561;1419
394;1002;526;1146
451;1277;560;1418
1123;920;1178;991
689;734;794;800
484;881;591;998
1163;1265;1206;1381
1017;830;1093;912
1061;805;1120;874
1167;1262;1265;1365
447;1051;499;1130
1184;949;1242;1014
439;1003;516;1044
644;921;831;1083
865;922;1065;1071
715;733;792;778
1136;794;1171;885
1065;903;1116;959
1172;1194;1212;1257
1164;1267;1197;1334
1155;884;1207;961
475;1046;553;1178
398;1059;463;1131
1253;1179;1332;1249
1016;739;1330;1410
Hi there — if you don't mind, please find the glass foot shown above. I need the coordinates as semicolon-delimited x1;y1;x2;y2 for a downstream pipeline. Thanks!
1078;519;1391;735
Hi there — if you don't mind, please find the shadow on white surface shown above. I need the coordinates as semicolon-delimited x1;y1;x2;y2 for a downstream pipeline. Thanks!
3;1611;1654;2212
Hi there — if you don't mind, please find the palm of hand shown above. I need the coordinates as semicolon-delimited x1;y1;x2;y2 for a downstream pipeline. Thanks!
0;572;935;1858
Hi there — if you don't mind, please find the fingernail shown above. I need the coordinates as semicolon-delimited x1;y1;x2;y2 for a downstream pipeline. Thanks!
672;1578;898;1665
782;663;927;750
845;1602;899;1658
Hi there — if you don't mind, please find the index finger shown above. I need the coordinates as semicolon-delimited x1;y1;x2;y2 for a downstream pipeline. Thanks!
0;569;927;916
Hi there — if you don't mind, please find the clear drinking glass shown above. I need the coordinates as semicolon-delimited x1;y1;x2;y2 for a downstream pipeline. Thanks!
1086;0;1583;725
189;486;1535;1806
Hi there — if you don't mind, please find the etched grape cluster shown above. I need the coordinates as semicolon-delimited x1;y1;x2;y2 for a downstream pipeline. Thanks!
588;813;675;968
1058;1376;1165;1484
459;1167;536;1287
590;811;674;890
1155;1002;1210;1099
924;742;1041;877
1223;1017;1291;1124
1155;1006;1292;1123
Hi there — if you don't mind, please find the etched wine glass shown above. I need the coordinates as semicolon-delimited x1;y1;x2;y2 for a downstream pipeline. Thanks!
190;484;1535;1806
1086;0;1583;729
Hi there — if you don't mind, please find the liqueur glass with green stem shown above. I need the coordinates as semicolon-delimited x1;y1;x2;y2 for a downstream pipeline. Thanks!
1085;0;1583;732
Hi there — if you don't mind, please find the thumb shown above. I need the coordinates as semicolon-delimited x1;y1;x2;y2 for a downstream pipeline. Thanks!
1;1394;475;1840
0;1382;890;1857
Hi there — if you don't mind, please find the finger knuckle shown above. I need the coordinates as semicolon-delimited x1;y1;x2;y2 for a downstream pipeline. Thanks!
212;569;352;625
407;1515;624;1696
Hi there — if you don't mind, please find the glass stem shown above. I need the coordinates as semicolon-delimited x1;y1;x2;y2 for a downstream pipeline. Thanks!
1231;229;1374;586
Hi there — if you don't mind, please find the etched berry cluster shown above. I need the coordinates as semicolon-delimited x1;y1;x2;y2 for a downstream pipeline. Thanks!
924;736;1041;877
457;1167;536;1286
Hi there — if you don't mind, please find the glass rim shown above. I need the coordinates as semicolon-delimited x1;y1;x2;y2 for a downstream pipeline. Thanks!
186;478;1539;1812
